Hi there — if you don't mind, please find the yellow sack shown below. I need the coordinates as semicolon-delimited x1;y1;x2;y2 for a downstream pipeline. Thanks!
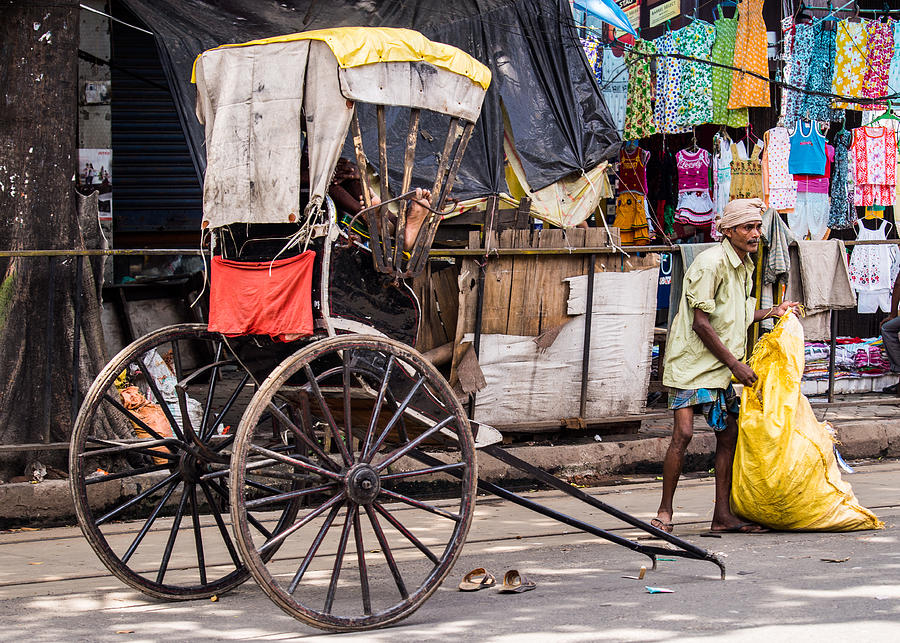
732;313;883;531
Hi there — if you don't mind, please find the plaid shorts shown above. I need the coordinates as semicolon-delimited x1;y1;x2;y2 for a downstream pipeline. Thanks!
668;384;740;431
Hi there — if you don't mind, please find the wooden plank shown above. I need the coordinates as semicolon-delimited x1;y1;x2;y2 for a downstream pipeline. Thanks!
479;230;512;334
449;231;482;386
505;228;536;335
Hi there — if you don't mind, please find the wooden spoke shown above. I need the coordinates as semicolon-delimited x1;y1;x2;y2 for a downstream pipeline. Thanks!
266;401;340;471
156;487;189;584
379;488;462;522
198;342;224;441
342;349;354;459
95;472;180;525
248;443;343;481
203;372;250;441
364;505;408;599
198;479;242;570
304;364;353;466
244;482;338;510
85;463;172;485
375;415;455;471
361;355;394;456
187;483;208;586
380;462;465;482
352;505;372;615
136;357;184;441
102;394;175;448
121;478;180;564
287;503;343;594
257;492;346;556
364;375;426;461
372;502;440;565
323;504;356;615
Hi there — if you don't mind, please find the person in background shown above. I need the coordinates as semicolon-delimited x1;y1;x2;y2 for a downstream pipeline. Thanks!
880;272;900;394
652;198;799;534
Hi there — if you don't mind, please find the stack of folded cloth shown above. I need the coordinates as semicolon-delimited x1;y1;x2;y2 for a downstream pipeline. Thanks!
803;338;890;380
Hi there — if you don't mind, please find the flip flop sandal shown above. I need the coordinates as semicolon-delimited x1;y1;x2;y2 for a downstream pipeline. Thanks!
458;567;496;591
650;518;674;534
498;569;536;593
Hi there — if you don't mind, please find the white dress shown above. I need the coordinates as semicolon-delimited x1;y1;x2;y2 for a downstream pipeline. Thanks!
848;219;899;313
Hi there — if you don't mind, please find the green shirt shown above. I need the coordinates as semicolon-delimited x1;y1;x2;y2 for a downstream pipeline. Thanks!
663;238;757;390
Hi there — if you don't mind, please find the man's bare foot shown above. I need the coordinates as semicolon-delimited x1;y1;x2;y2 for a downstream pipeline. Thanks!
404;187;431;250
710;515;769;533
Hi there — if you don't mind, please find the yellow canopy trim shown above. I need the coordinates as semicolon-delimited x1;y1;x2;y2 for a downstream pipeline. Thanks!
192;26;491;90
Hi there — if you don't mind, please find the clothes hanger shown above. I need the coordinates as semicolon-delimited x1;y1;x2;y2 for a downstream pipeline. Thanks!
689;127;699;152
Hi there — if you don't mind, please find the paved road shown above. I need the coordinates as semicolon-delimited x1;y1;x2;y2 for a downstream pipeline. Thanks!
2;461;899;641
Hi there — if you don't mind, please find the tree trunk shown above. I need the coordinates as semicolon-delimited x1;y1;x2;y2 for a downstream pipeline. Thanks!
0;0;110;479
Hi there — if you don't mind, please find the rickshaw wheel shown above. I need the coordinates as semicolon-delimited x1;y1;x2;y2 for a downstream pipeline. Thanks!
70;324;302;600
230;335;477;632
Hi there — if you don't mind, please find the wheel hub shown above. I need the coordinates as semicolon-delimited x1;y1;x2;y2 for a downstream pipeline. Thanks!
178;451;202;484
345;463;381;505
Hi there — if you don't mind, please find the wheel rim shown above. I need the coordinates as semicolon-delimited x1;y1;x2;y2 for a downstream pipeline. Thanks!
230;335;476;631
69;324;302;599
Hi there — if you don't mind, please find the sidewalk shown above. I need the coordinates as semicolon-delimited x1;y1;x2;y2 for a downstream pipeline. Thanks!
2;394;899;527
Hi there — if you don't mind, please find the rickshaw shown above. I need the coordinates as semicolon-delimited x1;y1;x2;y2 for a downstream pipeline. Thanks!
70;27;724;633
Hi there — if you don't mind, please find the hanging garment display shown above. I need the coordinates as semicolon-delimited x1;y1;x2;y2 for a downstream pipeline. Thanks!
828;128;855;229
862;19;893;112
790;144;833;240
728;0;770;109
674;148;715;225
850;126;897;207
763;126;797;212
801;22;838;123
601;45;629;137
848;219;900;314
580;34;603;78
672;19;716;126
654;31;690;135
614;192;651;245
647;149;678;235
710;5;749;127
624;39;658;140
618;145;649;194
730;142;763;200
712;134;735;217
832;20;869;110
788;120;827;176
784;22;813;122
890;21;900;94
778;15;795;121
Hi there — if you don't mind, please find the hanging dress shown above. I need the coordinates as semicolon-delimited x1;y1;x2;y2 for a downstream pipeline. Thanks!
675;148;715;225
832;20;869;110
654;31;690;135
710;6;749;127
828;129;855;229
848;219;899;314
890;21;900;97
730;142;763;200
801;23;838;123
728;0;770;108
785;22;814;122
601;46;629;137
862;20;894;112
850;126;897;207
763;126;797;212
713;135;734;217
672;19;717;126
624;39;659;140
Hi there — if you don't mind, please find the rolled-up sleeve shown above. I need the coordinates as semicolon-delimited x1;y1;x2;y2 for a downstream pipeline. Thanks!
684;267;718;314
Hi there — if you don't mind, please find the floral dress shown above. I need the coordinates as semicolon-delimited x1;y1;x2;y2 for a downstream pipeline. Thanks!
801;23;838;123
862;20;894;111
728;0;770;108
729;143;763;200
672;20;716;126
890;21;900;96
653;31;689;135
851;126;897;207
832;20;868;110
601;46;629;137
763;127;796;212
624;39;658;140
785;23;813;122
710;6;748;127
828;129;855;230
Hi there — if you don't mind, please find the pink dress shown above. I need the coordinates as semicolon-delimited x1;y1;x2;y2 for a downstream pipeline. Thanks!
763;126;797;211
675;148;715;225
863;20;894;111
851;126;897;206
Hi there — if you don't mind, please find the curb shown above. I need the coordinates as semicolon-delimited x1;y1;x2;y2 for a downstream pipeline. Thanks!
2;419;899;528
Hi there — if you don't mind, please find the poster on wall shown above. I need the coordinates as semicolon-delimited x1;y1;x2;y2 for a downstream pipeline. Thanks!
76;148;112;222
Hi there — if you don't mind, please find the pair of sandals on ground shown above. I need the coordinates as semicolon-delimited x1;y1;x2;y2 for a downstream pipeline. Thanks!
458;567;536;593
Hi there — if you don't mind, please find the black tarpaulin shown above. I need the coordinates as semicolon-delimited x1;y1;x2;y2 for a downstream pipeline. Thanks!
120;0;620;199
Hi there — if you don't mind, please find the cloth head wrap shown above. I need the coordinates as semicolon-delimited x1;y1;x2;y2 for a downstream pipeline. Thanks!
717;198;764;230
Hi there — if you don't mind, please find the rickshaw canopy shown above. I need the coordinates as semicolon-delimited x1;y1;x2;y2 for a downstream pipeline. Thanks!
193;27;490;229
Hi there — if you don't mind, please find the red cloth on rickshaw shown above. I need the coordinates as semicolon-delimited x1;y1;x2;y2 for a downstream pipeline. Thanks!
208;251;315;341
